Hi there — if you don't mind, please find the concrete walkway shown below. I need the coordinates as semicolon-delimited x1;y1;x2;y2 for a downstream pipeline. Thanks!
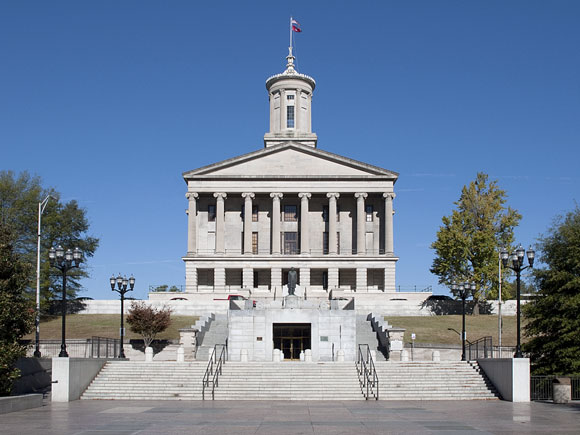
1;399;579;434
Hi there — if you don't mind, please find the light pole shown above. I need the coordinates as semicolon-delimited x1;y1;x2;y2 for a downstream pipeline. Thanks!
110;274;135;358
34;194;54;358
452;281;476;361
501;245;535;358
49;245;82;357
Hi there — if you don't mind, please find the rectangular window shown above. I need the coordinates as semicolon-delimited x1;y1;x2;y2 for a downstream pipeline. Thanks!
252;205;259;222
283;205;298;222
252;232;258;254
287;94;295;100
253;270;259;288
208;204;216;222
337;205;340;222
282;232;298;255
322;206;329;223
323;232;329;254
366;205;373;222
286;106;295;128
337;232;341;254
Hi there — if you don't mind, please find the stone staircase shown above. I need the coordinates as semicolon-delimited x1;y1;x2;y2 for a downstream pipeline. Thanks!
212;362;364;400
374;361;499;400
356;314;388;361
81;361;207;400
196;313;228;361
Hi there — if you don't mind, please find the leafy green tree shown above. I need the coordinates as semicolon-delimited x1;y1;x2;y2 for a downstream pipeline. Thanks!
430;173;521;313
523;207;580;375
0;225;35;395
0;171;99;309
126;302;172;349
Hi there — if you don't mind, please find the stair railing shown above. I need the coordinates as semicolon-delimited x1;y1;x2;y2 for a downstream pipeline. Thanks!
355;344;379;400
202;343;227;400
467;336;493;360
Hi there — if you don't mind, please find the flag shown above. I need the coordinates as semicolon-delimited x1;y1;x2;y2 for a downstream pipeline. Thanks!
291;19;302;33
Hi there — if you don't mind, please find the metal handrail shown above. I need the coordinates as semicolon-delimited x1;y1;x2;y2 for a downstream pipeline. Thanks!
355;344;379;400
202;343;227;400
467;336;493;360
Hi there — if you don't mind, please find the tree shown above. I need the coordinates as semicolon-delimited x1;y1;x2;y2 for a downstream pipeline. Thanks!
0;225;35;395
430;173;521;313
126;302;172;349
0;171;99;309
523;207;580;375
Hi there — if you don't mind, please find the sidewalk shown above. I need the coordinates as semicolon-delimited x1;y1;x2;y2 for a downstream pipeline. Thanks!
1;399;579;434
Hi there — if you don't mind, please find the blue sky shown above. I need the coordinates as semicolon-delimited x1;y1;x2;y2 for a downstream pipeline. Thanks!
2;1;579;300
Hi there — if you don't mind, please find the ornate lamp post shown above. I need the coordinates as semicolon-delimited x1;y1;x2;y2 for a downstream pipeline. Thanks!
49;245;82;357
452;281;476;361
501;245;535;358
110;274;135;358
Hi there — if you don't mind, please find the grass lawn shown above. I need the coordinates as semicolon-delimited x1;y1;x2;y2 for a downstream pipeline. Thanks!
385;315;528;347
24;315;200;341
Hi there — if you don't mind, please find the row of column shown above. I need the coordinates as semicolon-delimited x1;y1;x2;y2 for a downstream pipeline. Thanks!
186;191;396;255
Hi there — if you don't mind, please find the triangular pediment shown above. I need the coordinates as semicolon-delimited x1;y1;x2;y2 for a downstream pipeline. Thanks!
183;144;398;179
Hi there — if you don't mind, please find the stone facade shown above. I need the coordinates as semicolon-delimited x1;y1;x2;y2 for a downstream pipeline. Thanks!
179;49;399;305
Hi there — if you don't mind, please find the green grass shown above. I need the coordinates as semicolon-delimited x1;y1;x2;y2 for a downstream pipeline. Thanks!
25;315;200;341
385;315;528;346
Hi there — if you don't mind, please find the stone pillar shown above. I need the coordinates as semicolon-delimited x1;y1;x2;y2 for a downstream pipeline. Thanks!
213;192;227;254
271;267;282;296
300;267;310;289
295;89;301;131
327;193;340;254
243;267;253;289
270;193;283;254
242;192;255;254
186;192;198;254
355;193;367;254
185;263;198;292
383;193;396;254
214;267;225;291
356;268;367;292
280;89;286;131
299;192;311;254
328;267;339;289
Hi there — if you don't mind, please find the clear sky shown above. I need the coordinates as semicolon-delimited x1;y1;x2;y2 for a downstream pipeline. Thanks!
2;1;579;300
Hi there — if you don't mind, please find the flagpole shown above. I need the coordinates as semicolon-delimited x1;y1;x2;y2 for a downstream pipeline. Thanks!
289;16;293;50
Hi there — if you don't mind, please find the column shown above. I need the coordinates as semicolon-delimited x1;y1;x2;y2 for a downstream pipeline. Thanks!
186;192;198;254
242;192;255;254
185;262;197;292
300;267;310;288
355;193;367;254
328;267;339;290
327;193;340;254
280;89;286;131
213;192;227;254
299;192;311;254
383;193;396;254
243;268;253;289
296;89;301;131
270;193;283;254
271;267;282;296
214;267;225;291
356;268;367;292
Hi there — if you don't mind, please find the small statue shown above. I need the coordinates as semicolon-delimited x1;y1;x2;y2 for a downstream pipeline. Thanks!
287;267;297;296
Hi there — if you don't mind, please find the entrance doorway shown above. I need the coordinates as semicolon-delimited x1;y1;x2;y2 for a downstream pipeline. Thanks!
273;323;311;360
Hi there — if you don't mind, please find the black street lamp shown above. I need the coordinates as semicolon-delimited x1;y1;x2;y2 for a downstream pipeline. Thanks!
501;244;535;358
49;245;82;357
110;274;135;358
452;281;476;361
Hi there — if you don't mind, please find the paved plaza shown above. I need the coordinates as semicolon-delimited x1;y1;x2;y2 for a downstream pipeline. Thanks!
1;399;579;434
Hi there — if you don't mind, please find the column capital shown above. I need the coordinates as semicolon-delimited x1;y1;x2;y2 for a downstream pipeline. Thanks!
241;192;255;200
354;192;368;200
383;192;396;201
270;192;283;200
326;192;340;200
298;192;312;200
213;192;227;200
185;192;199;201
